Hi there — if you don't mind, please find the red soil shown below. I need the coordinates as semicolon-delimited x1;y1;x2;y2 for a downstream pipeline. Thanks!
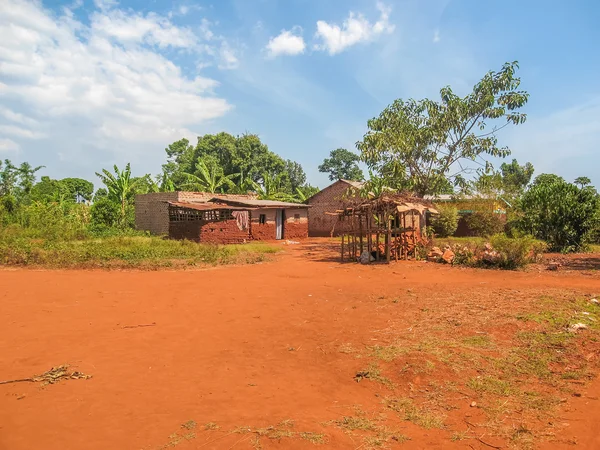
1;241;600;450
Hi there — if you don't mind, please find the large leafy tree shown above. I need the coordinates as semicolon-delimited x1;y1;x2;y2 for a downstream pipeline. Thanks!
318;148;364;181
357;61;529;196
95;163;145;226
517;174;599;252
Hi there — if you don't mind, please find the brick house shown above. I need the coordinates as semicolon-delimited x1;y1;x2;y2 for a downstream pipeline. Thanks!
306;179;364;237
135;192;308;244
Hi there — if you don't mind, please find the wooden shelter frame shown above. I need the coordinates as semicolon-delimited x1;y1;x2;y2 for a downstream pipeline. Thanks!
335;194;437;264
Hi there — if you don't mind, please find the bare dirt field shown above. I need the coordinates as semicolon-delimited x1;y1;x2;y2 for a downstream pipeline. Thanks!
1;240;600;450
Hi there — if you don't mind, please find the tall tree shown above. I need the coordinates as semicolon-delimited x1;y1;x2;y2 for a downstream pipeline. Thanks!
284;160;307;192
574;176;592;188
357;61;529;196
17;162;44;195
95;163;145;226
318;148;364;181
500;159;534;195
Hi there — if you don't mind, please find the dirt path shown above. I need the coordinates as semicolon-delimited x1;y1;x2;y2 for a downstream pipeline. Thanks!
1;241;599;449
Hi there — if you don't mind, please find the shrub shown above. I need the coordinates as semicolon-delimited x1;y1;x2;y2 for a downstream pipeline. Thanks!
430;205;459;237
464;210;505;237
516;175;599;252
489;234;546;269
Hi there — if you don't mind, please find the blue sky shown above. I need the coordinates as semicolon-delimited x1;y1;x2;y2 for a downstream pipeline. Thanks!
1;0;599;189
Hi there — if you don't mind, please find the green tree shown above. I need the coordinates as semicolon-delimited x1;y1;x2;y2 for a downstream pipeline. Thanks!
517;174;599;252
500;159;534;196
295;185;320;202
59;178;94;202
318;148;364;181
0;159;18;196
250;172;296;202
357;62;529;196
95;163;145;226
574;176;592;188
284;160;307;192
17;162;44;195
182;159;236;193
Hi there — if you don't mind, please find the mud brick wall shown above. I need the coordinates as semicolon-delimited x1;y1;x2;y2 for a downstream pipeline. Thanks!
307;181;357;237
199;220;251;244
135;192;180;235
250;209;277;240
284;208;308;239
169;221;202;241
135;192;258;235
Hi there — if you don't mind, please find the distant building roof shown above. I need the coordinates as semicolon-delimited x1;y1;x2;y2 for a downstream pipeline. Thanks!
339;179;365;189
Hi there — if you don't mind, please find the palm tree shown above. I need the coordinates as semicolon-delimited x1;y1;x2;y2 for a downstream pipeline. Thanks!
250;172;297;202
182;160;236;193
95;163;144;225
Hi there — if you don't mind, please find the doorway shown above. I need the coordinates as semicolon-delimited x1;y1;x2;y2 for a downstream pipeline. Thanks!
275;209;284;240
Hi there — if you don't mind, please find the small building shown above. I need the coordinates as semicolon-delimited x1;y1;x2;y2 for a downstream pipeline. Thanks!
306;179;364;237
424;194;510;237
135;192;308;244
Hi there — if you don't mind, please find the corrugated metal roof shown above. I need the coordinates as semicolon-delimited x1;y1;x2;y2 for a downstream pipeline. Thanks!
167;202;251;211
209;197;309;208
340;179;365;189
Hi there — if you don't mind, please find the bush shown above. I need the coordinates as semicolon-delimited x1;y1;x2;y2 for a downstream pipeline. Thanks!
464;210;505;237
488;234;546;269
430;205;459;237
516;175;599;252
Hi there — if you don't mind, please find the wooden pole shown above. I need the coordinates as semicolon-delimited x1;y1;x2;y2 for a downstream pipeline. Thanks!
367;212;372;264
359;214;364;255
341;233;344;262
386;211;391;263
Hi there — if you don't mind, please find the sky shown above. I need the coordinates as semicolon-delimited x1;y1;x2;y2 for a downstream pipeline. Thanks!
1;0;599;189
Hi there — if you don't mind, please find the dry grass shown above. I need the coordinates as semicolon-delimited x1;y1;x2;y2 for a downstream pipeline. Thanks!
383;397;445;429
233;420;326;447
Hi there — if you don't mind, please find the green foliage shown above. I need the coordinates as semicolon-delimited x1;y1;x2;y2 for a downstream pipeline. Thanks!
357;62;529;195
430;205;459;237
31;176;94;203
0;232;278;268
90;197;123;231
489;234;546;269
464;210;505;237
500;159;534;196
318;148;364;181
95;163;146;226
182;159;236;193
516;174;600;252
3;202;89;241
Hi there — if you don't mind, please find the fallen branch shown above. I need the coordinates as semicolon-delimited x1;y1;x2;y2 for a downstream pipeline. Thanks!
476;436;502;449
0;365;91;386
0;377;34;385
122;322;156;329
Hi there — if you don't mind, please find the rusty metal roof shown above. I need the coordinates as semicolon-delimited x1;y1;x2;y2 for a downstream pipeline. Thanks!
208;197;309;208
167;201;252;211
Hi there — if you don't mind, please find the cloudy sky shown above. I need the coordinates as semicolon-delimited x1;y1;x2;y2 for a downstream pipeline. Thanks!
1;0;599;188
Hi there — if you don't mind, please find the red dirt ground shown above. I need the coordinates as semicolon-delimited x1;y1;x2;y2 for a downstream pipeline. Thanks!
1;240;600;450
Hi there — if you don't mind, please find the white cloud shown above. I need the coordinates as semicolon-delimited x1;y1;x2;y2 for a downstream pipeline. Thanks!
0;138;19;153
90;8;198;49
0;124;45;139
433;29;440;43
218;41;239;69
94;0;118;11
0;0;231;175
314;2;394;55
266;28;305;58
